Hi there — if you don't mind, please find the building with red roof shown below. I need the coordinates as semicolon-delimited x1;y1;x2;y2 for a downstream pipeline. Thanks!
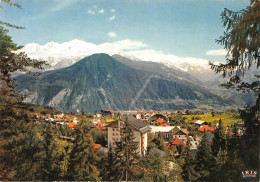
168;137;186;148
155;118;164;124
198;125;215;132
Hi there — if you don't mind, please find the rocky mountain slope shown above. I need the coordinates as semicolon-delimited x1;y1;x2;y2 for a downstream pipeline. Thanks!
15;54;230;113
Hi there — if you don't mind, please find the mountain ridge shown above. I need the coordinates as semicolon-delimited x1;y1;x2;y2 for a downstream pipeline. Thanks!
16;53;230;113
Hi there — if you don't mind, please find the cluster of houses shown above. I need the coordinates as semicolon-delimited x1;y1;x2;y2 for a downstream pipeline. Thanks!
33;112;79;128
33;110;239;157
99;111;218;156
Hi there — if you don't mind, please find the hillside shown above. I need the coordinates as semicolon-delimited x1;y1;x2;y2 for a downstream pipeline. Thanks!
16;54;231;113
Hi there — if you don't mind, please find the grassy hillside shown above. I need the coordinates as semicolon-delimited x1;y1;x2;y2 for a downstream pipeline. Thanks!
186;111;242;126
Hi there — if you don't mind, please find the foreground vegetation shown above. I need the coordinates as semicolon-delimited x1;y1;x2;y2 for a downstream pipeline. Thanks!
0;0;259;181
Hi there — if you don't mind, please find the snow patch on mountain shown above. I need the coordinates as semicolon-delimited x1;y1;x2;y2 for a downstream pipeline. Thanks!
18;39;216;80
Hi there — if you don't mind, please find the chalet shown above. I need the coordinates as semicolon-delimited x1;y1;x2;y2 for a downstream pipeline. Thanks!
149;125;175;142
168;137;186;148
198;125;214;132
170;127;188;141
101;110;114;118
149;113;168;123
107;116;151;155
195;120;206;128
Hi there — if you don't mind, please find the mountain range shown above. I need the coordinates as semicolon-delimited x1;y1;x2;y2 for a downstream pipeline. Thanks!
17;39;216;82
15;53;232;113
15;40;257;112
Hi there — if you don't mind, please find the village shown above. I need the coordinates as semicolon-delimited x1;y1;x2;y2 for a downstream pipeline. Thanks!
31;109;244;158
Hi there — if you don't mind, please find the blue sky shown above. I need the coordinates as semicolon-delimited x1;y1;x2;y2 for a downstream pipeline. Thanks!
1;0;249;60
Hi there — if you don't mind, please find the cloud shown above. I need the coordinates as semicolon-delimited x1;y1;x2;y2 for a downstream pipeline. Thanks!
109;15;115;21
111;9;116;13
206;49;227;56
98;9;104;14
30;0;78;21
20;39;213;72
108;32;117;38
99;40;147;52
87;9;95;15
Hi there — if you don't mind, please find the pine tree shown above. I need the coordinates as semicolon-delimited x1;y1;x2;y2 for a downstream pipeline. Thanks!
13;121;42;180
211;119;226;156
0;2;46;180
209;120;229;181
67;121;100;181
140;149;170;181
113;118;138;181
218;125;244;181
210;0;259;92
37;125;61;181
181;138;197;181
194;133;212;181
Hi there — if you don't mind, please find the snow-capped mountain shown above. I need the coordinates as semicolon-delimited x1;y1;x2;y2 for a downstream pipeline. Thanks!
18;39;216;81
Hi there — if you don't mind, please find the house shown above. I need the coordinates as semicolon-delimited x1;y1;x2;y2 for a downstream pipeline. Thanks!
168;137;186;148
189;136;199;152
154;118;165;125
170;127;188;142
149;113;168;123
195;120;206;128
101;110;114;118
107;116;151;155
149;125;175;142
198;125;214;132
54;113;64;119
68;122;77;128
94;120;107;131
135;111;143;119
33;113;41;118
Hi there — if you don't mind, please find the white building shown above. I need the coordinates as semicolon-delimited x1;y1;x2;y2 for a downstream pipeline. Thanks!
107;116;151;156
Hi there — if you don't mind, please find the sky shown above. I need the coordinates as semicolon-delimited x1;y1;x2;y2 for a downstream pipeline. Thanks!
1;0;249;62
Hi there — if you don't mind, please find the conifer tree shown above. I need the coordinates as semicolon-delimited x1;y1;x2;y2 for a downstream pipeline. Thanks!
67;121;100;181
140;149;170;181
0;2;46;180
37;125;61;181
211;119;226;156
13;121;42;180
181;138;197;181
113;118;138;181
194;133;212;181
210;1;259;180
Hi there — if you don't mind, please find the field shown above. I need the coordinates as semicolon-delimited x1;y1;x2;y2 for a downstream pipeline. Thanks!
186;111;242;126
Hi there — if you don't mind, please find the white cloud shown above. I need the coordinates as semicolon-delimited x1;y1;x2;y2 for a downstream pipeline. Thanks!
19;39;213;72
99;40;147;52
111;9;115;13
87;9;95;15
206;49;227;56
108;32;117;38
98;9;104;14
109;15;115;21
30;0;78;21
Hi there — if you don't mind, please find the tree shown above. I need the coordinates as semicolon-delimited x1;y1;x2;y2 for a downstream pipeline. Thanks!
211;119;226;156
210;1;259;175
67;121;100;181
194;133;212;181
112;118;139;181
210;0;259;92
181;139;197;181
37;125;61;181
140;150;169;181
